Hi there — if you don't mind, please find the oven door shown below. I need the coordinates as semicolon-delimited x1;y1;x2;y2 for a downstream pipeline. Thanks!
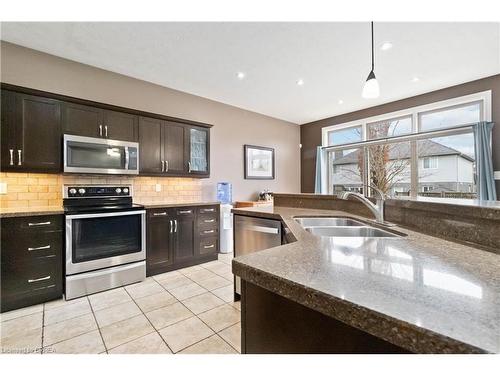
64;134;139;175
65;210;146;275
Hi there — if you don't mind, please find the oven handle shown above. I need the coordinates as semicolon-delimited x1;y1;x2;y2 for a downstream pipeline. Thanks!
65;210;146;220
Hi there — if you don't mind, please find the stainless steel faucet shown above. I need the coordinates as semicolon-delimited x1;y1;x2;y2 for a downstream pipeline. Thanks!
337;184;388;224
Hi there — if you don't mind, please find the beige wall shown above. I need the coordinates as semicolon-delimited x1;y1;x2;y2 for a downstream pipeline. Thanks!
0;41;301;202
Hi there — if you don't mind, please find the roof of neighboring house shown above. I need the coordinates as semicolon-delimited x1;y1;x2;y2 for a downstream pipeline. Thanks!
331;139;475;165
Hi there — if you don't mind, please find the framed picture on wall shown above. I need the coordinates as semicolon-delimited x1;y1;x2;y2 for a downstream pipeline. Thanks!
244;145;275;180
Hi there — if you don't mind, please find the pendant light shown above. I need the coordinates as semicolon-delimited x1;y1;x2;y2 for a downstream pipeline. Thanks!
362;21;380;99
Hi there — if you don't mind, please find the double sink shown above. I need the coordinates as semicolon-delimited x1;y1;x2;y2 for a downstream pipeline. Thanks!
294;217;404;238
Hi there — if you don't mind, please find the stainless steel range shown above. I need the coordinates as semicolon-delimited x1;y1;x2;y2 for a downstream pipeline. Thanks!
63;185;146;299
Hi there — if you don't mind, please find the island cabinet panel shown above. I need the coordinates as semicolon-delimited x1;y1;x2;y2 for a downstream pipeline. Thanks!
146;205;220;277
241;281;409;354
1;90;62;173
1;215;64;313
139;116;164;174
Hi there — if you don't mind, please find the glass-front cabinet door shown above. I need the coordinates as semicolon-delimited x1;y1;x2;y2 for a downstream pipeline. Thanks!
188;126;209;175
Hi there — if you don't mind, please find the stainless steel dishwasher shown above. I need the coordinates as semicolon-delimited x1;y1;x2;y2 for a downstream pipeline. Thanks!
233;214;283;296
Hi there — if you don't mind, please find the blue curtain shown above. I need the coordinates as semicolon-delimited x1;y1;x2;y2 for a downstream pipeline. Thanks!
473;122;497;201
314;146;325;194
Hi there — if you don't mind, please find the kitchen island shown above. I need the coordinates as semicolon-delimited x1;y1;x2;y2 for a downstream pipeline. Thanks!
231;206;500;354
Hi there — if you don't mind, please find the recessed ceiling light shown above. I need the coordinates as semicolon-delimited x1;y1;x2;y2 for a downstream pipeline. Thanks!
296;79;304;86
237;72;246;79
412;76;420;82
338;100;344;104
380;42;393;51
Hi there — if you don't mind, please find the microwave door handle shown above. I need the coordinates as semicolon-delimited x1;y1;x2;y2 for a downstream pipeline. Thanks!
125;147;130;170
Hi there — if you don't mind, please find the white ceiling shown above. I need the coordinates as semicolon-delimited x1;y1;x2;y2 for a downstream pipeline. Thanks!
1;22;499;124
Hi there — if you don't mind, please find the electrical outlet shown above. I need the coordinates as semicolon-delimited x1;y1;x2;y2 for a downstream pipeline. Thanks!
0;182;7;194
494;171;500;180
155;184;162;192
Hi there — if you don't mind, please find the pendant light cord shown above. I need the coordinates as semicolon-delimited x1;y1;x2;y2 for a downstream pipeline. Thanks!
371;21;374;71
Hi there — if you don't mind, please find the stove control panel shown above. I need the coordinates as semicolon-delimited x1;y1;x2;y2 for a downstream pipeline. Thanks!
64;185;133;198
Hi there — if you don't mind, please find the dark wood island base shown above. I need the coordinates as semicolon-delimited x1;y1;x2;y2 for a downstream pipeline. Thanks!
240;280;409;354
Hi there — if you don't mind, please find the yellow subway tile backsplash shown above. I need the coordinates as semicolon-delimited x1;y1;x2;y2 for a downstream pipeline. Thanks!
0;172;203;209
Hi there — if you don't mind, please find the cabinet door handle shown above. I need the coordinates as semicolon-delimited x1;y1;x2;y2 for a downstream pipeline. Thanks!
204;219;215;223
179;210;192;214
28;275;51;283
165;160;169;173
161;160;165;172
174;219;178;233
17;149;22;166
105;125;108;138
188;161;192;173
169;219;173;234
99;124;103;137
203;230;215;234
202;208;215;213
204;244;215;249
153;212;167;216
28;245;51;251
28;221;51;227
9;149;14;165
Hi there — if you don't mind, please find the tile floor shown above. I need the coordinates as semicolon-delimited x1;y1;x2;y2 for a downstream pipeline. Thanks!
0;253;241;354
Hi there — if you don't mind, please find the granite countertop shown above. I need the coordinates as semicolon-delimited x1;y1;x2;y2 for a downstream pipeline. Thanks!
0;206;65;218
138;201;220;209
0;202;220;218
231;205;500;354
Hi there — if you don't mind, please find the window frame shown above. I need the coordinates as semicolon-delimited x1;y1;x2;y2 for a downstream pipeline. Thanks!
321;90;492;199
422;157;438;170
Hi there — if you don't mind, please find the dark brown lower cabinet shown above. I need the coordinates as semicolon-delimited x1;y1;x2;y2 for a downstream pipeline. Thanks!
146;205;220;276
1;215;63;313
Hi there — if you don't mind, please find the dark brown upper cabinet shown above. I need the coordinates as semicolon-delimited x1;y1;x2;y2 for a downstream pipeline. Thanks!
139;116;163;174
139;118;210;177
187;126;210;176
1;83;211;177
164;121;186;175
1;90;62;173
63;102;138;142
102;110;138;142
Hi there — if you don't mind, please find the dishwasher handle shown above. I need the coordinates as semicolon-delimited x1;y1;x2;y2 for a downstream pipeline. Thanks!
244;225;280;234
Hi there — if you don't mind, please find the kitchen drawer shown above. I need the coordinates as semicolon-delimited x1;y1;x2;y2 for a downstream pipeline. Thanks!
198;206;218;215
198;214;218;229
1;257;62;312
1;230;62;264
199;227;219;237
175;207;195;216
199;236;218;255
147;209;171;218
2;215;63;234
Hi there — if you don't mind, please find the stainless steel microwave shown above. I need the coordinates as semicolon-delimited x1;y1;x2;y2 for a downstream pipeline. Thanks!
64;134;139;175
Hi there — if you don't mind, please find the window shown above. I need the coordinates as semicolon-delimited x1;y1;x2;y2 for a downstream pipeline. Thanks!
327;125;362;146
367;116;412;140
329;148;363;193
322;91;491;200
422;157;438;169
419;102;481;131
